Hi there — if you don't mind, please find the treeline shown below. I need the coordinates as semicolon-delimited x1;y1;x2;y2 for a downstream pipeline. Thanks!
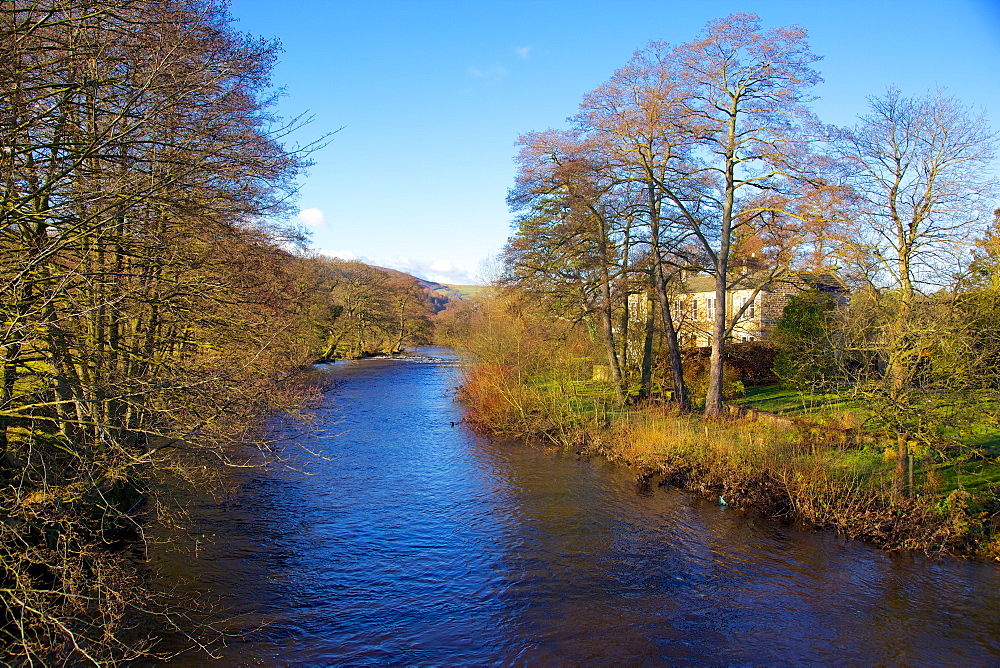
314;261;433;361
496;12;997;424
0;1;431;662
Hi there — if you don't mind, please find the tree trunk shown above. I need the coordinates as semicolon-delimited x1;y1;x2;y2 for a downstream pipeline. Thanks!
895;433;910;497
596;223;626;404
647;184;690;410
596;295;626;404
651;272;690;411
704;271;728;417
639;296;655;398
704;106;737;419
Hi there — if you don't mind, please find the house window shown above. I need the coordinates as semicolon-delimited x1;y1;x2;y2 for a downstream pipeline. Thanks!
739;295;755;320
706;297;716;321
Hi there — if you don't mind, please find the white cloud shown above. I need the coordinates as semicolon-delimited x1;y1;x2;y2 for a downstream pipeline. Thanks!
514;46;532;60
309;248;482;285
316;248;358;261
296;208;327;228
380;256;478;285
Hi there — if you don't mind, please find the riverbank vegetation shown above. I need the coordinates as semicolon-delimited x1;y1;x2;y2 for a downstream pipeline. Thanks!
459;283;1000;557
0;1;439;663
458;14;1000;558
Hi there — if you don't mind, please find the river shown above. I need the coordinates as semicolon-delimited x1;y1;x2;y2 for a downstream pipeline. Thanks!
151;348;1000;665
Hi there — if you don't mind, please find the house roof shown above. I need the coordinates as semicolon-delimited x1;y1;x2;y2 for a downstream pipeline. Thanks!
795;271;848;292
677;271;846;295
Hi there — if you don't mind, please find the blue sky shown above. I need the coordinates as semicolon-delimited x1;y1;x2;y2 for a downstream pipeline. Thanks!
229;0;1000;285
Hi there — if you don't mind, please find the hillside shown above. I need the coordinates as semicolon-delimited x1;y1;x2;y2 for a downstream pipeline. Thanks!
369;264;488;313
417;280;489;312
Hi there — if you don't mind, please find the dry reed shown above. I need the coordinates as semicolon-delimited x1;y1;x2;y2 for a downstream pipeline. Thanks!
585;406;995;556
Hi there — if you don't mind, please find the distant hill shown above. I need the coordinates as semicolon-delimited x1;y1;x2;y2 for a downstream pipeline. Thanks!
416;279;489;313
369;264;488;313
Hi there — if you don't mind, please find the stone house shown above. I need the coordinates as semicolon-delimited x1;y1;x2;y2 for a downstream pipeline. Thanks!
670;272;847;347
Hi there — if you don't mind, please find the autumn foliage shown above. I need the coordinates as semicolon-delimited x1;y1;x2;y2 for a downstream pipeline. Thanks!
0;1;409;662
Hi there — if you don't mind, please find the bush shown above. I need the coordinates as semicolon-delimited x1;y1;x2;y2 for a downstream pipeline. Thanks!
671;344;774;405
456;289;611;441
725;343;779;386
771;290;839;389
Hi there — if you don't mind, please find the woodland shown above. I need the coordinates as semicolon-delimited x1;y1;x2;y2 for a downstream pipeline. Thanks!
0;1;436;661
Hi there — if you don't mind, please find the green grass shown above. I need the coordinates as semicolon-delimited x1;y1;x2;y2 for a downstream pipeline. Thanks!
742;385;1000;442
739;384;861;418
437;284;491;300
740;383;1000;498
740;384;809;412
930;396;1000;449
936;456;1000;493
536;377;629;423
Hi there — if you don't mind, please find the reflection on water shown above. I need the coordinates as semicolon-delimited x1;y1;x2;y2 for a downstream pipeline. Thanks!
152;348;1000;665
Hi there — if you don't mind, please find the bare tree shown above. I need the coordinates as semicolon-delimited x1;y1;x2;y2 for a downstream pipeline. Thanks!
569;15;833;416
501;15;839;415
836;89;997;493
838;88;998;388
316;259;433;359
574;43;695;410
0;0;324;661
664;13;830;417
506;129;635;403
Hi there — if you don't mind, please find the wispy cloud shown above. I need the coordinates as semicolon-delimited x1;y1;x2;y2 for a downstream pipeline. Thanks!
315;248;358;261
296;208;327;228
313;249;480;285
383;256;477;285
467;47;531;87
466;64;509;83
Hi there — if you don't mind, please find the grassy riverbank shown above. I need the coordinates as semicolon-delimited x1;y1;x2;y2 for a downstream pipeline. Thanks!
739;385;1000;495
460;368;1000;559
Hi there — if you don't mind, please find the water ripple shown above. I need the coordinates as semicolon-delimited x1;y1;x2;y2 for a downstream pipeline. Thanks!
154;348;1000;665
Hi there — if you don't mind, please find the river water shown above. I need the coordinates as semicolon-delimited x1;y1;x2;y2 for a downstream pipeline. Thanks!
153;348;1000;665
